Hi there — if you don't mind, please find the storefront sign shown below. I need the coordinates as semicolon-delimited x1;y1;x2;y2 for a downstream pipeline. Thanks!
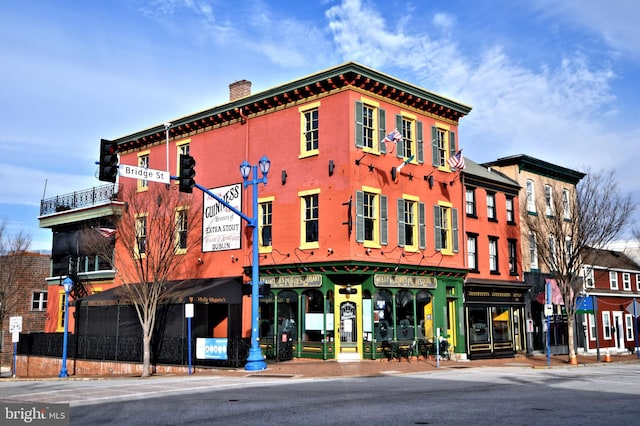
466;289;524;304
196;338;228;360
374;274;437;289
202;183;242;252
263;274;322;288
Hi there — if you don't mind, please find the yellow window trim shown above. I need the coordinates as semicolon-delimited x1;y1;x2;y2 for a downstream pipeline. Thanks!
299;189;320;249
359;97;381;155
400;111;417;120
433;124;454;172
438;201;454;255
362;187;382;248
298;101;321;112
258;197;274;254
362;185;381;194
175;140;191;186
174;206;188;255
300;102;320;158
134;212;148;259
56;289;66;332
402;196;419;253
359;96;380;108
137;150;151;192
298;188;320;197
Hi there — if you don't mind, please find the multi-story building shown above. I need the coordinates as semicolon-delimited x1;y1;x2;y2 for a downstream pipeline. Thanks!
38;184;120;333
83;62;474;362
483;154;585;353
1;252;49;370
460;158;525;358
580;247;640;355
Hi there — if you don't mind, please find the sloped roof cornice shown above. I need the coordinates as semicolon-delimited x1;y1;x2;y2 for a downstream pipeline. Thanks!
112;62;472;151
483;154;585;184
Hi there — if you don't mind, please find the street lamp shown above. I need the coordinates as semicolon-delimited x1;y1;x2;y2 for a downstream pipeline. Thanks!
240;155;270;371
59;276;74;378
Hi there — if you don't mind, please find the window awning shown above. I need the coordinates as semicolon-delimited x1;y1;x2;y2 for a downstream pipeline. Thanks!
73;276;244;306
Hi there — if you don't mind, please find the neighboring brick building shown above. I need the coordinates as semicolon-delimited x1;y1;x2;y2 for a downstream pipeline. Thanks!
1;252;49;368
460;158;525;358
483;154;586;353
580;247;640;354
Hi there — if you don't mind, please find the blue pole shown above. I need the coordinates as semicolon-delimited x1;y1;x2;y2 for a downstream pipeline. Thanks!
59;278;72;378
546;280;551;366
244;164;267;371
634;298;639;359
188;316;193;375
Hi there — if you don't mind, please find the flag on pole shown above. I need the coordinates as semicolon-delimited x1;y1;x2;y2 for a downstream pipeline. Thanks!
95;227;116;238
447;149;465;170
382;129;402;144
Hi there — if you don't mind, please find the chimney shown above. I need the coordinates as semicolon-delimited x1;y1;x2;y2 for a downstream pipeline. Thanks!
229;80;252;102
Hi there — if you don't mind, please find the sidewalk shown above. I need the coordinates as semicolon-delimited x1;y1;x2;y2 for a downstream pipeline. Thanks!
204;352;640;379
4;353;638;381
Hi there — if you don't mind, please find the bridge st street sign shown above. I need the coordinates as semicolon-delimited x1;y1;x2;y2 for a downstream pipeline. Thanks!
119;164;170;184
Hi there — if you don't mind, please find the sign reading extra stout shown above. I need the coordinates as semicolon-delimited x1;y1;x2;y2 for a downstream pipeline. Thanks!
202;183;242;252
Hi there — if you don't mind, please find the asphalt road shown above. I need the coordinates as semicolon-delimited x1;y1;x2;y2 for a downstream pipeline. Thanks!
1;364;639;425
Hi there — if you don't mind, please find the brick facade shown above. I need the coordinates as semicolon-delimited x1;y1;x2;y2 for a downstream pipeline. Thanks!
1;252;49;368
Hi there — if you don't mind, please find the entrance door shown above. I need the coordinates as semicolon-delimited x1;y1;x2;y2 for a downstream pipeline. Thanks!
612;312;625;352
335;286;362;360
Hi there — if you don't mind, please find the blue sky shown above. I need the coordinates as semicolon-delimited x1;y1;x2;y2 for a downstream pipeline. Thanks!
1;0;639;251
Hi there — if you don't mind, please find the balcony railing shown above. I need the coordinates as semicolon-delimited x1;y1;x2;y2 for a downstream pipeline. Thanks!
40;184;120;216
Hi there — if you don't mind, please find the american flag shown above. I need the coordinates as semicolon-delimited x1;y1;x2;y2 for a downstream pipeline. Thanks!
448;150;465;170
383;129;402;143
95;227;116;238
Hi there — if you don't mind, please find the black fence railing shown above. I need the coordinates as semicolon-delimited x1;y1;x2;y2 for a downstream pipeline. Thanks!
40;183;120;216
17;333;251;368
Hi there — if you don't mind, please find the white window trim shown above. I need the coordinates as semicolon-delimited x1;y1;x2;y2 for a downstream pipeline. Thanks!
609;271;619;290
602;311;612;340
622;272;631;290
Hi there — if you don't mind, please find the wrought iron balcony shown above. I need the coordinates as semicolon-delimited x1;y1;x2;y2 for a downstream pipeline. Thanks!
40;184;120;216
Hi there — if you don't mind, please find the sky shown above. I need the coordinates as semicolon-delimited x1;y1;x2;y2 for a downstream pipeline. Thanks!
1;0;639;251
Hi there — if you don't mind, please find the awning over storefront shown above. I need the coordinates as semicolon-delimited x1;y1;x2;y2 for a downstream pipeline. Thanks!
73;276;243;306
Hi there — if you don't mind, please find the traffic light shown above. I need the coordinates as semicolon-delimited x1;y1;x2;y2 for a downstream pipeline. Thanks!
179;154;196;193
99;139;118;183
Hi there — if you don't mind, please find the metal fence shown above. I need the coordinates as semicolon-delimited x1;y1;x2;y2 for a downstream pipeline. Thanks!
40;184;120;216
18;333;251;368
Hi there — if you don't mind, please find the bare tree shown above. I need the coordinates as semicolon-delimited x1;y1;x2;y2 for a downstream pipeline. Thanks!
523;169;635;363
0;218;32;369
83;184;201;377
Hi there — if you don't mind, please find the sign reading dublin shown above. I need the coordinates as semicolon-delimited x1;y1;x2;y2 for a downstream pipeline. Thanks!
202;183;242;252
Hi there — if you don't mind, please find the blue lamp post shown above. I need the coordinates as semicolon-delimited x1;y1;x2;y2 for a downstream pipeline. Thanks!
240;155;270;371
59;276;74;378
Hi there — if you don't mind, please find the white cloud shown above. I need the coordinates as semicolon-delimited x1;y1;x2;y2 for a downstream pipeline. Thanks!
531;0;640;59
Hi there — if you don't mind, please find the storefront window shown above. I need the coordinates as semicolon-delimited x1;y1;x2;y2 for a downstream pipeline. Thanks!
374;289;393;341
277;290;298;341
468;306;490;344
415;290;433;339
492;307;511;342
325;290;334;342
259;294;276;339
302;289;324;342
395;290;415;339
